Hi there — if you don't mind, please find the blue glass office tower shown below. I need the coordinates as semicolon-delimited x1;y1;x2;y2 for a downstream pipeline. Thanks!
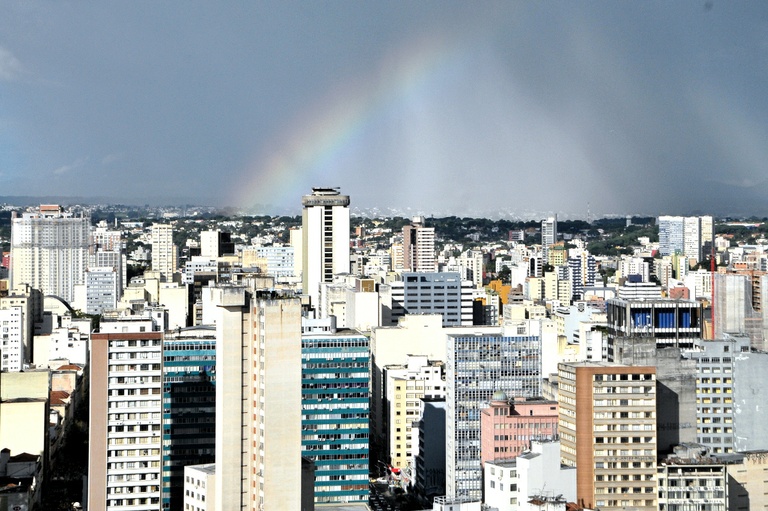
161;326;216;511
301;330;370;503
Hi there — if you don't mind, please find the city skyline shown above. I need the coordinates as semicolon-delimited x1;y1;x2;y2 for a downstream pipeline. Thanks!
1;2;767;217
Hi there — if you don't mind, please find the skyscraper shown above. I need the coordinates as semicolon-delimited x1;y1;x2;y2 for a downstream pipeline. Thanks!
301;187;350;308
541;215;557;260
88;325;163;511
445;322;542;500
402;216;436;272
212;285;304;511
658;215;713;262
10;204;90;303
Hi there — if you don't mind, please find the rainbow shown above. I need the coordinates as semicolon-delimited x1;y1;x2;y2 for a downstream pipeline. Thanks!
232;33;466;212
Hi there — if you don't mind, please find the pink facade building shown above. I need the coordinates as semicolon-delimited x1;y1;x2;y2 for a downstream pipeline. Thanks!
480;391;559;465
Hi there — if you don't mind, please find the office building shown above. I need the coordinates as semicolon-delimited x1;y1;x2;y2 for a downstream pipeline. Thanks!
402;216;436;272
445;322;543;500
213;286;303;511
301;187;350;308
88;327;163;511
85;266;120;315
301;329;370;503
151;223;176;282
162;327;216;511
605;297;703;359
10;205;90;303
246;245;295;279
389;272;474;326
558;362;657;511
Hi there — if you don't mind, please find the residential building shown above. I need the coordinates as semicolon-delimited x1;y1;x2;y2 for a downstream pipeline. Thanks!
199;230;234;258
88;327;163;511
657;444;727;511
402;216;436;272
10;205;90;303
659;215;714;262
689;334;768;454
301;187;350;309
384;355;445;471
558;362;657;511
541;216;557;261
212;286;303;511
151;223;176;282
183;464;215;511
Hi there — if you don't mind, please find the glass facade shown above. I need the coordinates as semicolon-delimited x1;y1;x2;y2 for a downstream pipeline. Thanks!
161;329;216;511
301;333;370;503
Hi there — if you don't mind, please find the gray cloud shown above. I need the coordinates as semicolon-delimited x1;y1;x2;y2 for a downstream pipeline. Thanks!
0;2;766;217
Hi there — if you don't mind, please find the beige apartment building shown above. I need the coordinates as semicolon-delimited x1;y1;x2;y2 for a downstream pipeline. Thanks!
558;361;657;511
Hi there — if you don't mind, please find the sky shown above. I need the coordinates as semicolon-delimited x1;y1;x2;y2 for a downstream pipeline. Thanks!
1;1;767;219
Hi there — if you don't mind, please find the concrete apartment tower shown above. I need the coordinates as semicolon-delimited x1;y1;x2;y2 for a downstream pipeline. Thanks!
10;204;90;303
558;361;657;511
88;325;164;511
150;223;176;282
301;187;350;309
541;215;557;260
402;216;436;272
213;285;303;511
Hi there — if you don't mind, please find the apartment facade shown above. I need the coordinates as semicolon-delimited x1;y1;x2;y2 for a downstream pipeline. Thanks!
558;361;657;511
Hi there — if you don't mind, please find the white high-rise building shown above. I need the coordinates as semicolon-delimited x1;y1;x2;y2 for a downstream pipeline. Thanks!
403;216;436;272
541;215;557;259
87;325;163;511
683;216;702;261
0;306;24;371
659;215;713;262
85;266;119;315
445;322;542;500
10;205;90;303
301;187;350;308
150;223;175;282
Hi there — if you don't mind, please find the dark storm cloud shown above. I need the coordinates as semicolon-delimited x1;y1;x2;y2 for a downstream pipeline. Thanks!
0;1;766;217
